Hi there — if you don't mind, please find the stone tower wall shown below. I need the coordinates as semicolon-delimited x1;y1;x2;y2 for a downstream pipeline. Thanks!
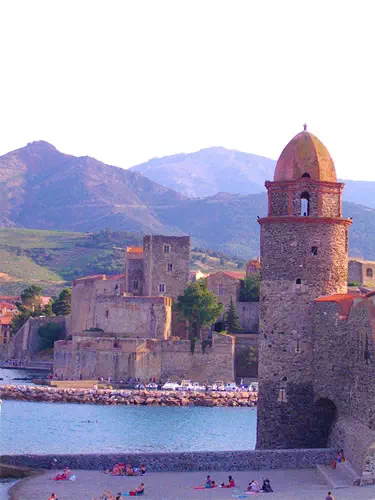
143;235;190;300
125;256;144;295
257;218;350;449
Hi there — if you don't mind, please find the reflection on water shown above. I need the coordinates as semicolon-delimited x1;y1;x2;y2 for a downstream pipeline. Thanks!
0;399;257;454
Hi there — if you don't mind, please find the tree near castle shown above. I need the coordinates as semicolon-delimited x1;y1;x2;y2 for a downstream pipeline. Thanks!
225;296;242;332
176;282;223;345
52;288;72;316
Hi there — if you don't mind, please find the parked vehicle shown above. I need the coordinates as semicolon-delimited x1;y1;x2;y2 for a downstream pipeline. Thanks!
225;382;238;391
135;383;145;390
191;382;206;391
249;382;259;392
161;381;180;390
212;381;225;391
178;379;193;391
146;383;158;389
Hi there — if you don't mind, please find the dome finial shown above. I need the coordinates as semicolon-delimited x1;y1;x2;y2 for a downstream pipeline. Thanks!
303;123;307;131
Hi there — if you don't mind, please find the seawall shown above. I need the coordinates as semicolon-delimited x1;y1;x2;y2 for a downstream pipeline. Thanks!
0;384;257;407
0;449;335;472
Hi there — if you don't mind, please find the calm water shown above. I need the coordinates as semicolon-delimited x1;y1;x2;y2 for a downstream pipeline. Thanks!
0;399;257;454
0;367;47;386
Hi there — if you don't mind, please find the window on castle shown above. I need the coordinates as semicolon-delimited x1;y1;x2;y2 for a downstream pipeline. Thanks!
366;268;373;278
133;280;139;289
163;244;170;254
302;173;311;178
218;283;223;296
159;283;166;293
300;192;310;216
105;310;109;318
296;278;302;285
311;246;318;256
278;389;287;403
167;263;173;272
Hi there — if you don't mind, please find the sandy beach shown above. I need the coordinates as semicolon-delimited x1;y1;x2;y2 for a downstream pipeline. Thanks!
9;469;375;500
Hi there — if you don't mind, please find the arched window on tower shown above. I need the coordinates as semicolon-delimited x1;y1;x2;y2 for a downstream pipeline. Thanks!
301;172;311;178
300;192;310;216
366;268;373;278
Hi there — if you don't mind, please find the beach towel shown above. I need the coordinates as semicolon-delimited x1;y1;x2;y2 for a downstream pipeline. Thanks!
193;486;218;489
122;492;144;497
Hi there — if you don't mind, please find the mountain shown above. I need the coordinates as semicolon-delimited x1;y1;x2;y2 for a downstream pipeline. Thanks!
131;146;375;208
0;141;185;233
130;147;276;198
1;142;375;263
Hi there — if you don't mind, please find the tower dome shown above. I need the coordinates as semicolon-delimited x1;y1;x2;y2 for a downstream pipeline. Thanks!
274;127;337;182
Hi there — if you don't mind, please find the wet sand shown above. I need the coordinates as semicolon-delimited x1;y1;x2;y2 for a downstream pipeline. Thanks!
9;468;375;500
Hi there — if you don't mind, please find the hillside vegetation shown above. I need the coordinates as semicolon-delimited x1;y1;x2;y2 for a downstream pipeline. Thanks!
0;229;246;295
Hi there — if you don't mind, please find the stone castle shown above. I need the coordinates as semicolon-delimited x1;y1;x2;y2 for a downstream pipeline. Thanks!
54;235;234;383
257;127;375;481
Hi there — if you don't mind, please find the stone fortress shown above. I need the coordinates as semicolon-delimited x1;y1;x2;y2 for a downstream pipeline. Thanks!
54;235;235;383
257;126;375;482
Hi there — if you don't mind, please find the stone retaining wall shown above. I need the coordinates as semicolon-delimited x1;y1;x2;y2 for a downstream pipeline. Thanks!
0;384;257;407
0;449;336;472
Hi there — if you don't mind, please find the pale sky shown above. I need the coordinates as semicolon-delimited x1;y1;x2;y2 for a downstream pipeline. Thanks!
1;0;375;180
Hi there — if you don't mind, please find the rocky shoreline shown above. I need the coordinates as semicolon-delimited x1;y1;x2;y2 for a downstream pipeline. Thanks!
0;384;258;407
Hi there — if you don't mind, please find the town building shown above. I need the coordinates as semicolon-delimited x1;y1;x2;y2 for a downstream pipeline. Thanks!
348;257;375;287
0;302;18;345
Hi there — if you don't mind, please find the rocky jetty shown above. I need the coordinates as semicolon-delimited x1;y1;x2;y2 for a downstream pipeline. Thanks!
0;385;257;407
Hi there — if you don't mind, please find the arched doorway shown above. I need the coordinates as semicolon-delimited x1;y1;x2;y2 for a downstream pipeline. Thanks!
311;398;337;447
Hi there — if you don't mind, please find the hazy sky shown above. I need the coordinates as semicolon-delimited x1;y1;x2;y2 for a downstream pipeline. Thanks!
1;1;375;180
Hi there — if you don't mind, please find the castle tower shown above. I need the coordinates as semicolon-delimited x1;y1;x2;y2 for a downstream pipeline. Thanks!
256;127;352;449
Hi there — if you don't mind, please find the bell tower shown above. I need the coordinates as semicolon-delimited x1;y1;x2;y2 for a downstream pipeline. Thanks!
256;127;352;449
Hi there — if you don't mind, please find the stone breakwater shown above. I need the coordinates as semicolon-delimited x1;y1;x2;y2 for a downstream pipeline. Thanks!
0;385;258;407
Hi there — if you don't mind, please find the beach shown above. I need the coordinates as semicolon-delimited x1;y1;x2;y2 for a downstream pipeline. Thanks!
9;469;375;500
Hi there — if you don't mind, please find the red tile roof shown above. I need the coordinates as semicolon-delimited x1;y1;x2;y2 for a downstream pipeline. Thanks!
315;294;361;319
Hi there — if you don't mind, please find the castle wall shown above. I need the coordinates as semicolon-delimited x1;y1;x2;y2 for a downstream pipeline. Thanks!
0;316;66;361
71;275;125;334
94;295;172;339
54;333;234;383
124;249;144;295
237;302;259;332
160;333;234;382
348;259;375;287
143;235;190;300
312;295;375;476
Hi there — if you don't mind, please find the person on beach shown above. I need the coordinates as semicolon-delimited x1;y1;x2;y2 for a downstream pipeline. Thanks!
262;477;273;493
125;463;137;476
204;475;211;487
325;492;335;500
221;475;235;488
48;494;58;500
247;479;261;492
139;464;146;475
129;482;145;496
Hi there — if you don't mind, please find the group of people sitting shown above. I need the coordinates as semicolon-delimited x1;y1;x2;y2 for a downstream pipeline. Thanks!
202;475;273;492
105;463;146;476
246;478;273;493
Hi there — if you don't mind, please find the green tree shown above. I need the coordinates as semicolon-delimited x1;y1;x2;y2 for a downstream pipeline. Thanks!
52;288;72;316
239;273;260;302
38;322;63;350
235;346;258;377
176;282;223;343
224;296;243;332
20;285;43;307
